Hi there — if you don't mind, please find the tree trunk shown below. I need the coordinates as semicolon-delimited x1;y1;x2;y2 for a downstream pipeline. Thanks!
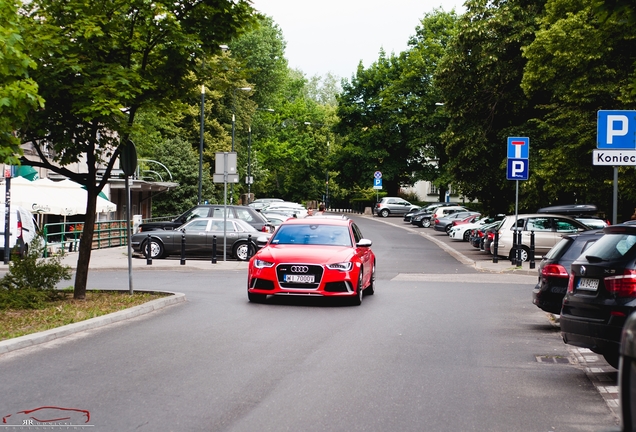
73;190;98;300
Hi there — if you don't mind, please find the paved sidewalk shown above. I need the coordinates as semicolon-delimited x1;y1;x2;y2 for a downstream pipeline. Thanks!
58;246;248;271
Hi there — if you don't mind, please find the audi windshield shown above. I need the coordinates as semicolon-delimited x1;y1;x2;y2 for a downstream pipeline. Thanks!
270;224;352;247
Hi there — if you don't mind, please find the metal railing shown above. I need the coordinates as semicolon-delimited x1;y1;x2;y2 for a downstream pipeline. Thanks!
42;220;129;257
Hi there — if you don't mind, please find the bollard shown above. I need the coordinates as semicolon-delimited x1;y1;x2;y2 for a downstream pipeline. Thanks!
211;235;217;264
146;233;152;265
247;235;253;259
180;233;186;265
516;229;523;267
511;228;517;265
529;230;536;269
493;230;499;263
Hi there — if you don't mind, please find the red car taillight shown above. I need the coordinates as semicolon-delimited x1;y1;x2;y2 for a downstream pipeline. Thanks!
433;218;439;224
16;220;22;238
605;269;636;297
567;274;575;293
541;264;569;279
486;231;494;240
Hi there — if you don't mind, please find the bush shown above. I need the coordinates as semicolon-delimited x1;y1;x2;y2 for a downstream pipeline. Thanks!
0;239;72;310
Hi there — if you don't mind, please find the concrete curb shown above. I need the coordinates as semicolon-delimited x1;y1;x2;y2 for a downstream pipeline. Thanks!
0;291;186;355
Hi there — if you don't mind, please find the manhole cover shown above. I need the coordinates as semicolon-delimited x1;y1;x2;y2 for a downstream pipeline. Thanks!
535;355;573;364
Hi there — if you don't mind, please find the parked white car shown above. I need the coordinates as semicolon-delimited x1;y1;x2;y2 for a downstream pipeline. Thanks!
263;202;308;218
449;217;493;241
0;206;39;258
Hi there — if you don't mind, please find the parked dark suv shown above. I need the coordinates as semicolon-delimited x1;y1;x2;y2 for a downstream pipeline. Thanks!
139;205;273;233
560;224;636;368
532;229;603;314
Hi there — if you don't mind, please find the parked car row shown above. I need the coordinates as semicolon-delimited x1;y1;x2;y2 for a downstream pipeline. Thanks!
132;217;272;261
406;203;472;228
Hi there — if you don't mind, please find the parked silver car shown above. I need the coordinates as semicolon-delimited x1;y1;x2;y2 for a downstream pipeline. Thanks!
490;213;590;261
374;197;419;218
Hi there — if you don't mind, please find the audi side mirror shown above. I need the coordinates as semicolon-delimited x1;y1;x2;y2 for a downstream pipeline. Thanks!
357;238;372;248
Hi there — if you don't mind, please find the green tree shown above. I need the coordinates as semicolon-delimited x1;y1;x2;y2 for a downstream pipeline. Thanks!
0;0;43;162
334;51;409;197
521;0;636;213
334;11;457;198
229;15;288;110
435;0;546;214
18;0;256;299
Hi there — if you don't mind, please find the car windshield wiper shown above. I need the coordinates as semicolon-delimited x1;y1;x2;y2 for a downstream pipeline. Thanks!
584;255;606;263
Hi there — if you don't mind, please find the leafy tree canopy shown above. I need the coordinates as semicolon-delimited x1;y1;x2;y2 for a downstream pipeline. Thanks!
17;0;257;298
0;0;44;163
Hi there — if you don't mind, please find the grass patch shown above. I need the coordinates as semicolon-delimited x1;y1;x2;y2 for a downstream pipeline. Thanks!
0;290;168;341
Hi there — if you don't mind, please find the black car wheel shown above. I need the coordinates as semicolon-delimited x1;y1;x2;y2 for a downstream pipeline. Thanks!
351;271;363;306
463;230;471;241
422;219;431;228
509;246;529;262
445;224;452;234
233;241;252;261
143;238;165;259
380;209;390;218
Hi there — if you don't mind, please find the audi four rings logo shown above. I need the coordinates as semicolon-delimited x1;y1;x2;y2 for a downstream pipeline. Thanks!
291;266;309;273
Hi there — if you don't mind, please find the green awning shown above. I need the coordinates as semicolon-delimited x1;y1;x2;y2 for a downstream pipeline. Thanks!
16;165;39;181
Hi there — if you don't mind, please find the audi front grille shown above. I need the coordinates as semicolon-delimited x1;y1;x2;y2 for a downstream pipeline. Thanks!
276;263;324;289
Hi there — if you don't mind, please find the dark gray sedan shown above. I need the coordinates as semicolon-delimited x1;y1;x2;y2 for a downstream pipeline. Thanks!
131;218;270;261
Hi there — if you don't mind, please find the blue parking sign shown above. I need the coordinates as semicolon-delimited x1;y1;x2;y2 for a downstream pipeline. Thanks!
597;110;636;149
507;159;528;180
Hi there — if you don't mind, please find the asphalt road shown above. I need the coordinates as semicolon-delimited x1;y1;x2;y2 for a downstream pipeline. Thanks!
0;215;619;431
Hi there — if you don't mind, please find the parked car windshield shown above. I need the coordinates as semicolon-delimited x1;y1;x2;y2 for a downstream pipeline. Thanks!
271;224;352;247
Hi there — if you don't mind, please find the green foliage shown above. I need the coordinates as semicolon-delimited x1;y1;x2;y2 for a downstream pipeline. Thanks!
334;11;458;197
435;0;546;214
15;0;257;298
229;15;289;110
0;239;72;310
0;0;44;163
151;137;215;216
521;0;636;210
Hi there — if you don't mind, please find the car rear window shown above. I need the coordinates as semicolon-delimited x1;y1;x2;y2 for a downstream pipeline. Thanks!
544;237;572;260
582;233;636;261
271;224;352;247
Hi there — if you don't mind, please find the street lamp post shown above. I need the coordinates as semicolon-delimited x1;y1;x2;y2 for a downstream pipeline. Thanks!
325;140;329;209
198;84;205;204
197;45;228;205
231;86;251;204
304;122;330;208
247;125;252;203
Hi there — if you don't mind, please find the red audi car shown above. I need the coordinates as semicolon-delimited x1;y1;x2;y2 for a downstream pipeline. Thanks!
247;216;376;305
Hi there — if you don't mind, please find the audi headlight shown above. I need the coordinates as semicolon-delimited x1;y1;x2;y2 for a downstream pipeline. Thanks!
326;262;353;271
254;259;275;268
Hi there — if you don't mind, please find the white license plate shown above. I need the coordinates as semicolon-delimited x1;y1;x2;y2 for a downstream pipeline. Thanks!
285;274;315;283
577;277;599;291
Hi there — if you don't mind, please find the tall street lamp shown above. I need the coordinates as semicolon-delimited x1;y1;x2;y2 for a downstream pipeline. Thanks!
304;122;330;208
231;86;252;204
198;84;205;204
247;108;275;204
198;45;228;205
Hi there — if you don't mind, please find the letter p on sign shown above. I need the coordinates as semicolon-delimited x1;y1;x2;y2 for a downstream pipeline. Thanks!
598;110;636;149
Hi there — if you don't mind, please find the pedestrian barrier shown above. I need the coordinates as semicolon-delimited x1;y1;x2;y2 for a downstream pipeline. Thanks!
43;220;128;257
